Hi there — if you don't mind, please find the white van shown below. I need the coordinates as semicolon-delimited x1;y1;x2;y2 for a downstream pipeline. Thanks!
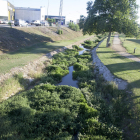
14;19;28;27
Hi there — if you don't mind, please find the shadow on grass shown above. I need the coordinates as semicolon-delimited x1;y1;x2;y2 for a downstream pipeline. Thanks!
0;27;56;54
8;42;64;55
96;51;115;53
126;39;140;44
103;57;140;73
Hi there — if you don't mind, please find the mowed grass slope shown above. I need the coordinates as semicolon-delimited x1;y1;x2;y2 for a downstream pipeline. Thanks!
0;26;92;74
0;26;84;53
119;34;140;58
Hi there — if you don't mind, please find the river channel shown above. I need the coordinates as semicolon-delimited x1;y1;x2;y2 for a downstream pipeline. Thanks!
58;45;90;88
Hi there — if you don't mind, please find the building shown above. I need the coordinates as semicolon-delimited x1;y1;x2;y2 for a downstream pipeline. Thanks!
0;0;15;20
45;15;66;25
15;7;46;22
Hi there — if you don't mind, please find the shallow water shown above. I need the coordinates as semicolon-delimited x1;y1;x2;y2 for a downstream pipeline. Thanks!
58;66;78;88
58;46;89;88
79;46;90;55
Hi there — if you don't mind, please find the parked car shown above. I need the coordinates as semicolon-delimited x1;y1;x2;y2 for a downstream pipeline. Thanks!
0;19;8;24
42;20;49;26
0;20;3;24
34;20;49;26
26;20;30;24
31;20;36;25
14;19;28;27
8;20;14;24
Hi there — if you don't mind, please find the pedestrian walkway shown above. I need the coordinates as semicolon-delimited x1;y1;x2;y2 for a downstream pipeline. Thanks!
112;35;140;63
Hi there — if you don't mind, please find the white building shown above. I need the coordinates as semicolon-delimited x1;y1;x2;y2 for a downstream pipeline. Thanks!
15;7;46;22
0;0;15;20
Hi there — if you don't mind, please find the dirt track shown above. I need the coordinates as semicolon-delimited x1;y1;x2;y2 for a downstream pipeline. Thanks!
112;35;140;63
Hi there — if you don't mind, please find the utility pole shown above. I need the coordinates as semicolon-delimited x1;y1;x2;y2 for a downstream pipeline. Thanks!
47;0;49;19
58;0;63;30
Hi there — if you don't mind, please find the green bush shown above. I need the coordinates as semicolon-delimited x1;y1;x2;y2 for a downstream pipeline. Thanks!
74;63;88;71
72;45;83;50
47;65;69;81
82;40;97;49
69;22;80;31
58;29;63;35
0;84;105;140
84;40;93;45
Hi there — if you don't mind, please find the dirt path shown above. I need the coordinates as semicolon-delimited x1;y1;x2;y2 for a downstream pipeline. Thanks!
92;40;128;90
112;35;140;63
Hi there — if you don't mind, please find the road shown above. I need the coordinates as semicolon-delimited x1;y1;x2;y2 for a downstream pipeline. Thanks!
0;24;68;28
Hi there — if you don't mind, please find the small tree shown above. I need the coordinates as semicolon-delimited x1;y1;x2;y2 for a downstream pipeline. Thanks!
8;22;12;28
83;0;139;47
69;22;80;32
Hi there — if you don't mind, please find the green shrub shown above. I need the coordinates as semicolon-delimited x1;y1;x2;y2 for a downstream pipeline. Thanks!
84;40;93;45
68;22;80;31
58;29;63;35
47;65;69;81
94;39;100;43
73;63;88;71
72;45;83;50
0;84;106;140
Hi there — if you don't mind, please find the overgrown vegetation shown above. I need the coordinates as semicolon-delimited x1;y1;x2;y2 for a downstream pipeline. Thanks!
0;39;133;139
58;29;63;35
0;73;29;101
82;35;106;49
69;22;80;31
72;45;83;50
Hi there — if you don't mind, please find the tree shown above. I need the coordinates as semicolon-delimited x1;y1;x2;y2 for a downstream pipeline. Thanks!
79;15;86;29
69;22;80;31
83;0;139;47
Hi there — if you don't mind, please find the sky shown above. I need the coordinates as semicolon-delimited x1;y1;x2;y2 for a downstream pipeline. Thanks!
7;0;140;23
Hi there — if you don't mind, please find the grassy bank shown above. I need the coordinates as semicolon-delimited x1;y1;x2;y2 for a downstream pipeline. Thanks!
97;38;140;139
0;26;85;53
119;34;140;58
0;34;92;75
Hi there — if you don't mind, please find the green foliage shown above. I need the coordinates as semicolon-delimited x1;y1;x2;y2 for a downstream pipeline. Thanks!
83;0;139;46
69;22;80;31
0;43;131;139
79;15;86;29
8;22;12;28
84;40;93;45
72;45;83;50
74;63;88;71
82;40;97;49
47;65;69;81
0;85;80;139
52;50;78;66
58;29;63;35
